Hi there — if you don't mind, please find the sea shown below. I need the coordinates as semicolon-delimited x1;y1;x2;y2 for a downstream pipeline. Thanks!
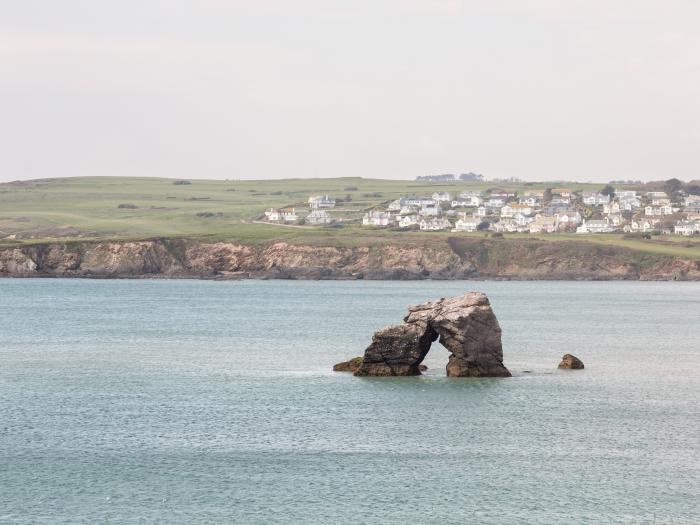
1;279;698;524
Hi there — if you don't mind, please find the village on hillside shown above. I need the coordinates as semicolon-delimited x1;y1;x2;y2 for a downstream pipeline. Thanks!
264;186;700;236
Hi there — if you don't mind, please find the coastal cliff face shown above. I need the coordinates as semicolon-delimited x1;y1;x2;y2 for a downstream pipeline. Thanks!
0;238;698;280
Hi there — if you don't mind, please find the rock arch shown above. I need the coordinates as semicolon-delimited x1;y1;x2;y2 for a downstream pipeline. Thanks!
353;292;511;377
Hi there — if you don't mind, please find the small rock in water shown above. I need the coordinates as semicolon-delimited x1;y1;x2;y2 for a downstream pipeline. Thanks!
558;354;584;369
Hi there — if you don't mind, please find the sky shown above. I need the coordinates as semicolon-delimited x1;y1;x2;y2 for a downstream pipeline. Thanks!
1;0;699;183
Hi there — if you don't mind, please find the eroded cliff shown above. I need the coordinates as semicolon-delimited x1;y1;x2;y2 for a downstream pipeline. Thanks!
0;237;698;280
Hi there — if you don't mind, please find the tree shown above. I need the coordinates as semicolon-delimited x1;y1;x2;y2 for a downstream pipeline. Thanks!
476;221;490;231
601;184;615;197
663;178;683;196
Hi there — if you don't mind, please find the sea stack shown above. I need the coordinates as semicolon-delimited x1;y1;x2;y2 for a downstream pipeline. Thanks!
558;354;585;369
346;291;511;377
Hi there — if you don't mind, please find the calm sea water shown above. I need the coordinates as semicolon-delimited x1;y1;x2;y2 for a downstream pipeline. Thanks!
0;279;698;524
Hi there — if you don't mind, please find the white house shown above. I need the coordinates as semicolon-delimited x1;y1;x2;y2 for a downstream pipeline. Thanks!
419;217;451;231
603;201;621;214
684;195;700;206
405;196;435;207
452;216;481;232
582;192;610;205
555;211;582;226
265;208;299;222
551;188;572;198
576;219;614;233
618;196;642;211
486;198;506;208
615;190;637;199
362;210;392;227
500;204;517;218
475;206;488;217
432;192;451;202
645;205;673;216
452;195;482;207
398;215;419;228
501;204;532;218
674;220;700;236
606;213;625;226
519;196;540;207
420;201;441;216
264;208;281;221
308;195;336;209
399;204;419;215
529;216;557;234
551;197;571;205
282;209;299;222
490;191;517;200
387;199;405;212
646;191;668;200
492;220;515;233
306;210;332;225
625;219;658;233
513;213;534;226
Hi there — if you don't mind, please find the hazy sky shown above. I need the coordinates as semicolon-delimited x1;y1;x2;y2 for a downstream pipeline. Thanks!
1;1;699;182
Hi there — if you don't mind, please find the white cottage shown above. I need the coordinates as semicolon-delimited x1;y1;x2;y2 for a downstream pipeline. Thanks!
674;220;700;236
308;195;336;209
306;210;333;225
431;192;452;202
644;205;673;216
452;216;481;232
265;208;299;222
398;215;419;228
362;210;392;227
419;218;451;231
576;219;614;233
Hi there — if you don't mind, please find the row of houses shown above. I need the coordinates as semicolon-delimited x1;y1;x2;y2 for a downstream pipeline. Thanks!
268;189;700;235
264;194;338;224
362;188;700;235
265;208;334;225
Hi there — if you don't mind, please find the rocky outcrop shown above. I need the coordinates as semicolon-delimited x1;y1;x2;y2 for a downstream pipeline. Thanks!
333;356;426;373
558;354;585;369
333;357;365;372
354;292;511;377
0;238;698;280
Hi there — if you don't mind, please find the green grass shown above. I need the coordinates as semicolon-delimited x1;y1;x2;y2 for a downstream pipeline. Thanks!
1;176;698;260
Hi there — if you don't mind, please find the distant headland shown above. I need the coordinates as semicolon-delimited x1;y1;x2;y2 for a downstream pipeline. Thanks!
0;176;698;280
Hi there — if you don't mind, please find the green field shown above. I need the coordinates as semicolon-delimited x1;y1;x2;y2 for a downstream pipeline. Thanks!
1;176;699;260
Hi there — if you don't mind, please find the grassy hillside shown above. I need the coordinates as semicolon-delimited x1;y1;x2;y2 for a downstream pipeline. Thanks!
1;176;699;260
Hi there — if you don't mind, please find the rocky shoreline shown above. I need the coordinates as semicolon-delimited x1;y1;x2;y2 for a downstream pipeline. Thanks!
0;237;698;280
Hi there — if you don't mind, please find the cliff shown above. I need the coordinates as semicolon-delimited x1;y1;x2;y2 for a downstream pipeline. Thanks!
0;237;698;280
